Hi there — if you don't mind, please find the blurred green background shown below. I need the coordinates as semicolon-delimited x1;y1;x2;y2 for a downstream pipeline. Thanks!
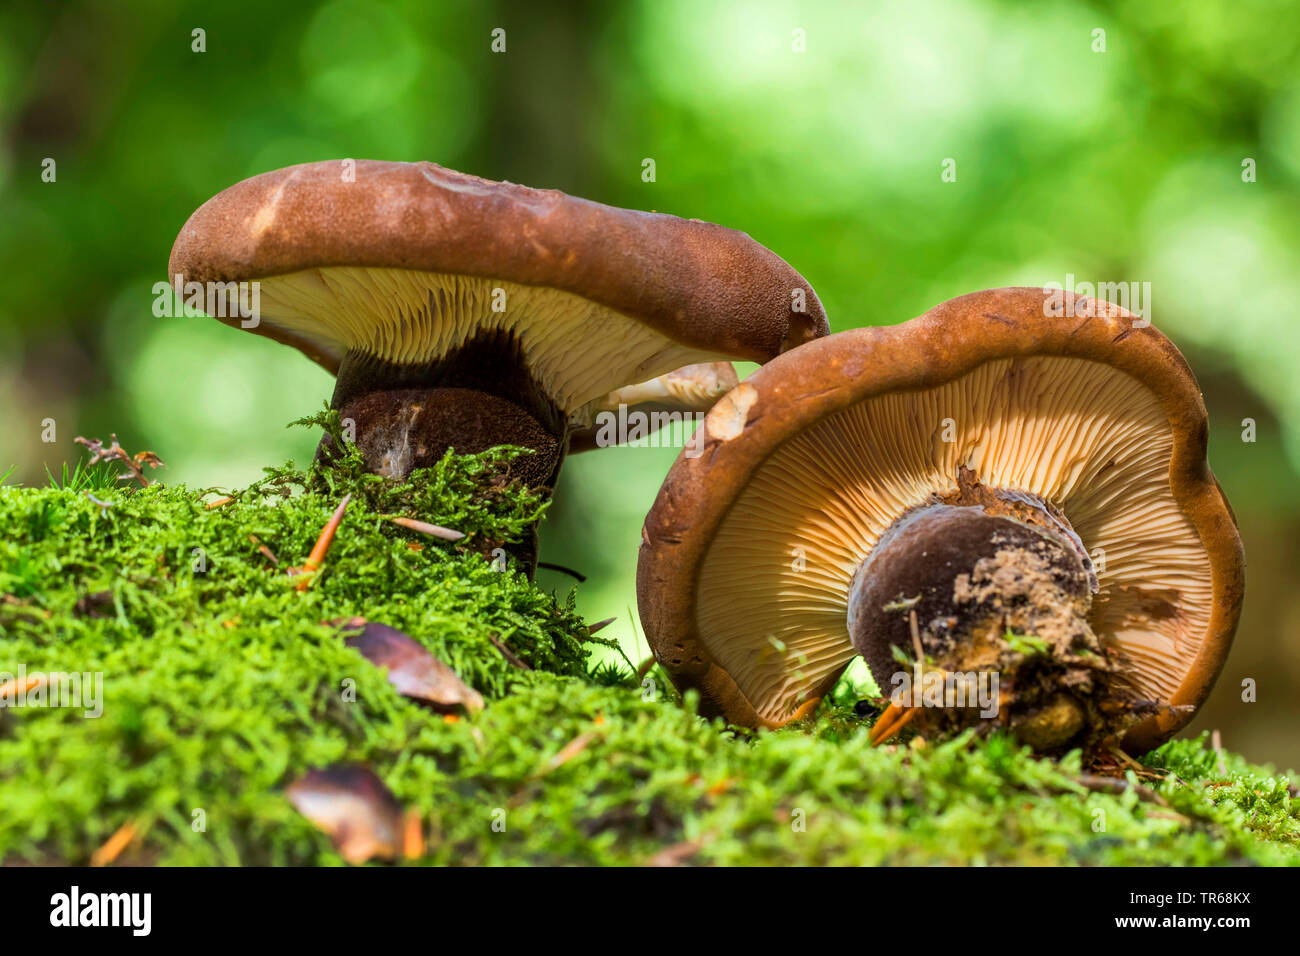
2;0;1297;765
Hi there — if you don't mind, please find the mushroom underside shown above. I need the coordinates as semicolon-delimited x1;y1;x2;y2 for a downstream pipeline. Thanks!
691;354;1214;730
258;266;737;574
255;266;727;415
264;265;736;473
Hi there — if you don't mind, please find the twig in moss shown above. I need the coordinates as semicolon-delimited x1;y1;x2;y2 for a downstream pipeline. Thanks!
489;633;532;671
389;516;464;541
0;672;45;701
75;435;164;488
1109;745;1148;775
1072;773;1172;808
206;496;235;509
83;491;114;516
870;611;924;746
1061;773;1222;828
249;535;278;565
636;655;656;680
646;832;716;867
508;726;603;809
402;808;425;860
1060;780;1190;832
537;561;586;582
540;730;597;777
588;616;616;635
869;701;919;746
1211;728;1228;777
0;595;51;624
90;819;139;867
291;494;351;590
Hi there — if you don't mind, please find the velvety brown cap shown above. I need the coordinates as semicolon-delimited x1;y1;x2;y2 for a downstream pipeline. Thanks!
168;160;827;373
637;287;1244;753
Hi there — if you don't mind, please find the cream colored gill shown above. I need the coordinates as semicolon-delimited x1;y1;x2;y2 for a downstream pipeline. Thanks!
254;266;717;413
696;355;1214;725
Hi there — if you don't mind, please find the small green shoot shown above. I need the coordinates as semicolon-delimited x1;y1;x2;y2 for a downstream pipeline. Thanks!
1004;630;1051;657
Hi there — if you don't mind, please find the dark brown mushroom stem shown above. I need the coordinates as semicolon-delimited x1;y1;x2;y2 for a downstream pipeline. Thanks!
317;335;568;573
332;386;564;486
846;470;1133;752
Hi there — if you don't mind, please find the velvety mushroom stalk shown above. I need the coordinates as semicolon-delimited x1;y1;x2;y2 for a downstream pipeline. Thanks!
321;358;743;569
322;334;569;490
848;469;1147;752
328;357;740;482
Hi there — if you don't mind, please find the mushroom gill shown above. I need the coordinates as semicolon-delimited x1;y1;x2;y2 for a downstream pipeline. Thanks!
694;354;1214;726
255;266;725;414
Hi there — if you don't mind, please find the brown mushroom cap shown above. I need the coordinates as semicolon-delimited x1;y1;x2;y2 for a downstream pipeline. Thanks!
168;160;826;416
637;287;1243;752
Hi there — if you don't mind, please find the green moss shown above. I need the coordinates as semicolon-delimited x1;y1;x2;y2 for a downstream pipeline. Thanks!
0;431;1296;865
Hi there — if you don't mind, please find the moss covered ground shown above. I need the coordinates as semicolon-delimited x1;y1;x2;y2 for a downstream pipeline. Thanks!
1;418;1297;866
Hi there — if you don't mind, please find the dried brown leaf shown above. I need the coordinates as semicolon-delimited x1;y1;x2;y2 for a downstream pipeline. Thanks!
286;765;403;864
339;620;484;713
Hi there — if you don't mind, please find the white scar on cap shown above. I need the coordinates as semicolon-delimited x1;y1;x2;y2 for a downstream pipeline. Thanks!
248;176;296;237
704;382;757;441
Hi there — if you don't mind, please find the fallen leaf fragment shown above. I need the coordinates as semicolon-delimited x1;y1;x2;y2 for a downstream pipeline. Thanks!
336;619;484;714
286;766;403;864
